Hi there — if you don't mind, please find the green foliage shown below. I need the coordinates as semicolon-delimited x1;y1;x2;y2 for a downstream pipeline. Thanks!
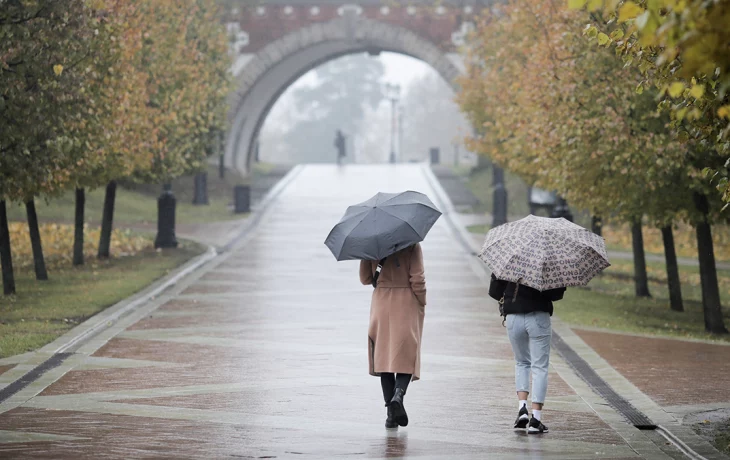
128;0;232;183
571;0;730;208
0;0;232;200
457;0;693;226
0;1;113;201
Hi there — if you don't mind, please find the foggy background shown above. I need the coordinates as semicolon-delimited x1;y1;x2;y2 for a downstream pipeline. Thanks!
258;52;475;166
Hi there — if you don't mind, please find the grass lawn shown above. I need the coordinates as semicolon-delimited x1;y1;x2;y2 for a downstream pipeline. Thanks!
5;165;252;226
710;421;730;456
557;259;730;342
463;167;530;217
467;224;491;235
0;241;205;359
692;416;730;457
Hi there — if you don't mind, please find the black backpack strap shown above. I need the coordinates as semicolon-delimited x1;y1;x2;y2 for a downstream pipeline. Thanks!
372;257;387;288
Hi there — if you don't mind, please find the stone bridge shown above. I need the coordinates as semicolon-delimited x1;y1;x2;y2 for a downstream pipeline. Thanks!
222;0;494;173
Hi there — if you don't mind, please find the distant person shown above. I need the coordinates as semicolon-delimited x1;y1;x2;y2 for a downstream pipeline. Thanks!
360;244;427;429
334;130;346;165
488;274;565;434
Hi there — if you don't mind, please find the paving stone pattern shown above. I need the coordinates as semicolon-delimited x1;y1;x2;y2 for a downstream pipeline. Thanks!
577;330;730;408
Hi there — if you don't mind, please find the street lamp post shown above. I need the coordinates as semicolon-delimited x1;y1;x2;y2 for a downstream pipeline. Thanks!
398;106;404;163
385;83;401;164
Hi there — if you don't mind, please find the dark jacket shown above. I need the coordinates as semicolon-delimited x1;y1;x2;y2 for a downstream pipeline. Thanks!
488;274;565;316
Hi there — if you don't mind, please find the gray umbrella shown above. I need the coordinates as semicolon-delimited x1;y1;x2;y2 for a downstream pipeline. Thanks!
325;191;442;261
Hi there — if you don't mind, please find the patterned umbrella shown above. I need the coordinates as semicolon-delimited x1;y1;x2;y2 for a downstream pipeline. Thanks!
478;215;610;291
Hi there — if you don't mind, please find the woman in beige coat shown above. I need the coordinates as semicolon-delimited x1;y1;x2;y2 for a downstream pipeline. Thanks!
359;243;427;428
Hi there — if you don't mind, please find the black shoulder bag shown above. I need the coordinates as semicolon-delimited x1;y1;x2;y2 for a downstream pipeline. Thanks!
372;258;387;288
499;282;520;327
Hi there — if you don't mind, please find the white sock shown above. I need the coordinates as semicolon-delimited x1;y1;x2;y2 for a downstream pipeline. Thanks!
519;400;527;411
532;409;542;421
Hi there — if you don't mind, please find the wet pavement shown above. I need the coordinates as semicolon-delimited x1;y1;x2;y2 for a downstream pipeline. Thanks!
0;165;696;459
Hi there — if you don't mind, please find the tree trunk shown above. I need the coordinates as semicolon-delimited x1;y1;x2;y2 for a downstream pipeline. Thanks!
73;188;85;266
25;199;48;281
98;180;117;259
0;201;16;295
216;130;225;179
591;215;602;236
693;192;728;334
492;165;507;227
631;220;651;297
660;225;683;312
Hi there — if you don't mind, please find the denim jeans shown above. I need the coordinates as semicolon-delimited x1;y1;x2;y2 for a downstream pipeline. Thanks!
506;312;552;404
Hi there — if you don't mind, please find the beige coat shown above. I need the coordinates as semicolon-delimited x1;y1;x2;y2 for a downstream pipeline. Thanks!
359;243;427;380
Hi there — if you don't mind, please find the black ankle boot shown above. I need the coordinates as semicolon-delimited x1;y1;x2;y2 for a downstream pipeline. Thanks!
385;404;398;429
389;388;408;427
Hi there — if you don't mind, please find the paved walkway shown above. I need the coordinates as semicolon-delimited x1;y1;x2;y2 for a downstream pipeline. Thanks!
0;165;717;459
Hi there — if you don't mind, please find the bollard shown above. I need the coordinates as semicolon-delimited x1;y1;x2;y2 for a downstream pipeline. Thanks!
155;183;178;248
429;147;440;165
234;185;250;213
193;172;209;205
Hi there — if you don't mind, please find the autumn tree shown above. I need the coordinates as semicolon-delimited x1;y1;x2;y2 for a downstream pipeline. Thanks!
570;1;729;200
0;0;118;287
573;0;728;332
457;0;695;309
91;0;231;259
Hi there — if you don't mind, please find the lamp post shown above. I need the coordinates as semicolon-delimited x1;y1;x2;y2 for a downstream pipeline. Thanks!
384;83;401;164
398;105;404;163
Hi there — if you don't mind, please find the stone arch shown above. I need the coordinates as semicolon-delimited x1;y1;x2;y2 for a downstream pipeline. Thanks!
225;15;463;173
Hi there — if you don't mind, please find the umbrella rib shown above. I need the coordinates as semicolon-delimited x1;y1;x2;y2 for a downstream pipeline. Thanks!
377;191;414;207
335;209;376;260
378;203;438;238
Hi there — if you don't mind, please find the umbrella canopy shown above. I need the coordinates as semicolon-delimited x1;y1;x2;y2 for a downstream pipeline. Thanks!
325;191;442;261
478;214;610;291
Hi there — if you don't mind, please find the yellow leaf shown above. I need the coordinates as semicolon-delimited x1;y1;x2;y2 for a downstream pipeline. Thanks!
568;0;588;8
689;84;705;99
618;2;644;22
610;29;625;40
668;82;685;98
597;33;611;45
53;64;64;76
719;105;730;119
